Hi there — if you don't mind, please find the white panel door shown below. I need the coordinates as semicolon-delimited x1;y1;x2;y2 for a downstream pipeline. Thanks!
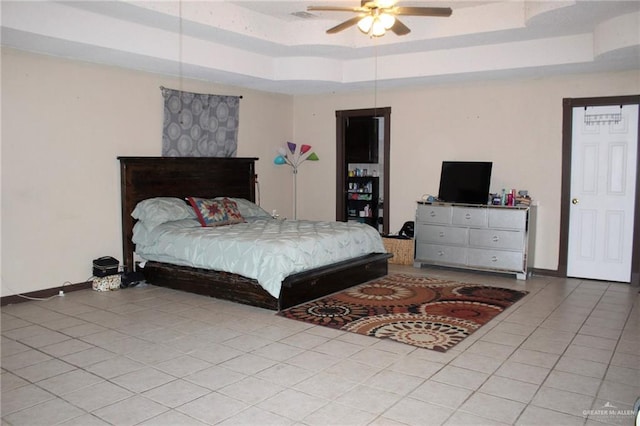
568;105;638;282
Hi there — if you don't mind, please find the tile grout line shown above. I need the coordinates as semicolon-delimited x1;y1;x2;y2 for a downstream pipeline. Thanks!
512;278;623;426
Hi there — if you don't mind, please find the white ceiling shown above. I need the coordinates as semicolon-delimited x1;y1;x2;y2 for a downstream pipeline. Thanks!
2;1;639;95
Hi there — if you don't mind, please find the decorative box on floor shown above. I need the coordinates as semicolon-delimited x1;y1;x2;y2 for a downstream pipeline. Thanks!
382;237;414;265
92;256;119;277
92;274;121;291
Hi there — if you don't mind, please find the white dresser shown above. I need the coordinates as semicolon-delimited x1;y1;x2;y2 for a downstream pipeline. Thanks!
414;202;536;279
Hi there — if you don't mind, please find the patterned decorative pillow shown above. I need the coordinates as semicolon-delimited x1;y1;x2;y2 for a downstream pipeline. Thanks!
214;197;271;219
187;197;245;227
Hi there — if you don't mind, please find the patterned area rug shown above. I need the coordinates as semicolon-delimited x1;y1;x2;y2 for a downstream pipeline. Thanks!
278;274;528;352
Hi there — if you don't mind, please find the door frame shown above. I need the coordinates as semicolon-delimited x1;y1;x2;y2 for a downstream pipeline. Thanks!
559;95;640;286
336;107;391;235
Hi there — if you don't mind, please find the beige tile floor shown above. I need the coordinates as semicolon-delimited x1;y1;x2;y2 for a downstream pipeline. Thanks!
1;265;639;425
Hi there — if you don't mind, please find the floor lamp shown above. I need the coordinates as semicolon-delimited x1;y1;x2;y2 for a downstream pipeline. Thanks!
274;142;319;220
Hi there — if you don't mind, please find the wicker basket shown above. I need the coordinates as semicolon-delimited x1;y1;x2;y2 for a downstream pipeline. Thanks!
382;237;414;265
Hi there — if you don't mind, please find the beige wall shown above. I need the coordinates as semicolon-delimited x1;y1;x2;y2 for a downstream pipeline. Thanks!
1;47;638;296
291;72;639;271
1;48;293;296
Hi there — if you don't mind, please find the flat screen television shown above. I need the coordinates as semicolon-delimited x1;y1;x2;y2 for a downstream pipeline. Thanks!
438;161;493;205
346;116;379;163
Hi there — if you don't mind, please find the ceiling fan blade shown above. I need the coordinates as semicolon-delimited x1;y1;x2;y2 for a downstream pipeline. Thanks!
326;16;362;34
307;6;364;13
395;7;452;17
390;18;411;36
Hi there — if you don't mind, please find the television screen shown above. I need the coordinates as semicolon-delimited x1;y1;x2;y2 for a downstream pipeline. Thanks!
346;116;379;163
438;161;493;205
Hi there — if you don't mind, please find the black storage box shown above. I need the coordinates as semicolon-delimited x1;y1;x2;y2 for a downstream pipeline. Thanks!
93;256;120;277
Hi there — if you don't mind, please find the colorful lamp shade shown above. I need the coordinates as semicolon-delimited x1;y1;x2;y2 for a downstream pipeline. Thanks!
274;142;319;219
273;142;319;172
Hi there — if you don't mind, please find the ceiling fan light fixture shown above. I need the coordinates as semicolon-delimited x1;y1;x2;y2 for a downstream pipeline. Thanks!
377;0;397;8
358;12;393;37
371;17;386;36
379;12;395;29
357;15;374;34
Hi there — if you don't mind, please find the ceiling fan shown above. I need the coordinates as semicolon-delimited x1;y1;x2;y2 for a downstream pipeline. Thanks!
307;0;452;37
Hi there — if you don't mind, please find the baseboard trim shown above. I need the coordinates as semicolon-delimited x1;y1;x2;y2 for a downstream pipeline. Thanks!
531;268;563;278
1;281;93;306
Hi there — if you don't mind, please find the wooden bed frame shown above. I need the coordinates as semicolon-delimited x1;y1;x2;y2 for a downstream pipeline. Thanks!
119;157;391;310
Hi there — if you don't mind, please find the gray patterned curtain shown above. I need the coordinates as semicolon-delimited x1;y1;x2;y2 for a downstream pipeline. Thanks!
161;87;240;157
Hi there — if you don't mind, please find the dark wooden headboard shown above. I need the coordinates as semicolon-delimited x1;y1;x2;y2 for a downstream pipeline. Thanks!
118;157;258;273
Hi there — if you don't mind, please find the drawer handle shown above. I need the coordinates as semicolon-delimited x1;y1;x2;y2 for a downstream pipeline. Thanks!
439;231;445;238
430;211;436;217
491;256;498;262
465;213;471;220
492;235;500;242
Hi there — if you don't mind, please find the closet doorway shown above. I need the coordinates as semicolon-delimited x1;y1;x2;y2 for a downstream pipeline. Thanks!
336;107;391;235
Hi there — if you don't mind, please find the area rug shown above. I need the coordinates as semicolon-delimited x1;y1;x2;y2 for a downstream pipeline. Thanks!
277;274;528;352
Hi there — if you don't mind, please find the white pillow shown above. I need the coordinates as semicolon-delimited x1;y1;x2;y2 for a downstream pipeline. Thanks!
132;197;196;230
132;221;153;246
215;197;271;219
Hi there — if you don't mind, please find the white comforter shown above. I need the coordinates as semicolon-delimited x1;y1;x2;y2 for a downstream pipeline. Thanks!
133;218;386;298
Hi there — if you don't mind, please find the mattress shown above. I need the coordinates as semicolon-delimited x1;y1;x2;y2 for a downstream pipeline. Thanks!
133;218;386;298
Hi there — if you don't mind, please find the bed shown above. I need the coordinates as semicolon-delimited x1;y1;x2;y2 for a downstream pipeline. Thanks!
119;157;391;310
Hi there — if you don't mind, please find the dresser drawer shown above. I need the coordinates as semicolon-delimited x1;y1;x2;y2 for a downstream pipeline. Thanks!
467;248;524;271
416;205;452;224
488;208;526;230
416;224;468;245
469;229;524;250
416;243;467;265
452;207;488;227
